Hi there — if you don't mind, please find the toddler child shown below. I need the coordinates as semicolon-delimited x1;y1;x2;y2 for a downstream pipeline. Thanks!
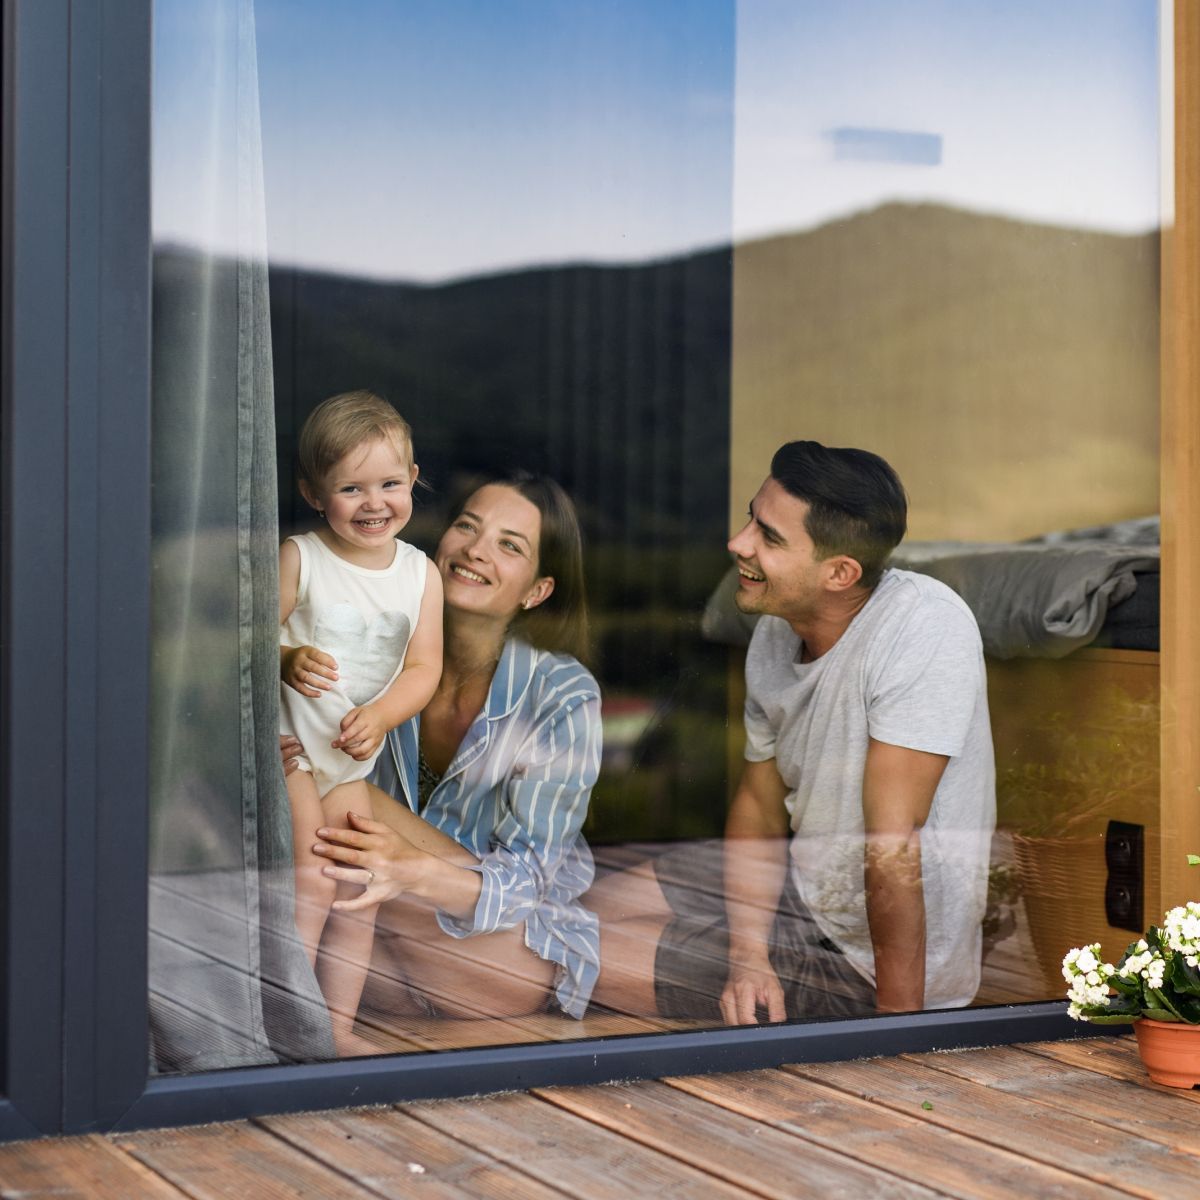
280;390;442;1055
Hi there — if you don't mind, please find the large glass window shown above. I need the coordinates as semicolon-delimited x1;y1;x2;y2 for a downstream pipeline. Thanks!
149;0;1163;1071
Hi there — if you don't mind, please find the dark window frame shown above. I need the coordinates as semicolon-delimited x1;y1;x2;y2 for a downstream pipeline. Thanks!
2;0;1151;1139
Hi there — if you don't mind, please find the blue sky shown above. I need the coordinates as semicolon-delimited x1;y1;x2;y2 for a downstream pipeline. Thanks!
733;0;1162;244
153;0;1162;282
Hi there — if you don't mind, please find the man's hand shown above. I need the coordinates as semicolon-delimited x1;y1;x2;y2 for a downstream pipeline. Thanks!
333;703;387;761
720;951;786;1025
721;759;791;1026
282;644;338;698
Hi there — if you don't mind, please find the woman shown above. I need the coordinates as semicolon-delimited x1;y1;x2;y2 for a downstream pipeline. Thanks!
295;471;601;1025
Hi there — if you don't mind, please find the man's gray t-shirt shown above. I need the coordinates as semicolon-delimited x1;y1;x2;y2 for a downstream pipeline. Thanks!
743;568;995;1009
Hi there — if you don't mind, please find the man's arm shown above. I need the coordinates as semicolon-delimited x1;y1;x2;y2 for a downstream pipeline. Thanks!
720;757;791;1025
862;737;949;1013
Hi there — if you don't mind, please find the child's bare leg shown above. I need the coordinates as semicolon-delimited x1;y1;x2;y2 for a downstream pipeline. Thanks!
286;768;337;966
316;779;380;1056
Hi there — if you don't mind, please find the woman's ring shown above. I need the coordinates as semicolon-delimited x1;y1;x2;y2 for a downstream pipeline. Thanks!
366;869;375;885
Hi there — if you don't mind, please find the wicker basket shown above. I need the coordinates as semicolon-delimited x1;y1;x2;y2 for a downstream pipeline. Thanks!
1012;832;1109;995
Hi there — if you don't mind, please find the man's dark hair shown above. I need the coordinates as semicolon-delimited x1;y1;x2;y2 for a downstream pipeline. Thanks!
770;441;908;590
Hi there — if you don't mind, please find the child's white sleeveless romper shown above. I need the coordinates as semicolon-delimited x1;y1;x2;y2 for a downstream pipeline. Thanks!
280;531;427;796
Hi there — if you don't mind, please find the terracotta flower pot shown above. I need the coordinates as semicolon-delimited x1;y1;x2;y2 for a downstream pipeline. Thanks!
1133;1018;1200;1088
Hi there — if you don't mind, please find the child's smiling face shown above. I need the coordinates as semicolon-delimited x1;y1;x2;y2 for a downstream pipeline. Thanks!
302;435;416;565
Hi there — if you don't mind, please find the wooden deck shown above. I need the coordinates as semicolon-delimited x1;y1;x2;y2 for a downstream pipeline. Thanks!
2;1035;1196;1197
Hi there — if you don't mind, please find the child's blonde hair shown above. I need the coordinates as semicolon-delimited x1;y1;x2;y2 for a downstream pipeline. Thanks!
298;390;414;486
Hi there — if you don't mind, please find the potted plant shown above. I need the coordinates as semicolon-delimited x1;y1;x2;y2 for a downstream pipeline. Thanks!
1062;857;1200;1088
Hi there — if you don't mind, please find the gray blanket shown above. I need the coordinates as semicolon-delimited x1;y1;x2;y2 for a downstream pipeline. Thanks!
702;536;1159;660
889;541;1159;659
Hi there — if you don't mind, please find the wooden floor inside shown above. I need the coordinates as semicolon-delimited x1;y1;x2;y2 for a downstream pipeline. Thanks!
148;831;1054;1067
3;1035;1197;1197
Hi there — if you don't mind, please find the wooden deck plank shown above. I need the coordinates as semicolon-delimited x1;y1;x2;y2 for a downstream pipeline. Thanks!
0;1135;189;1199
907;1044;1200;1154
258;1106;570;1200
115;1122;382;1199
399;1091;762;1200
788;1052;1197;1196
664;1067;1127;1199
1020;1034;1200;1099
533;1077;943;1199
9;1036;1200;1199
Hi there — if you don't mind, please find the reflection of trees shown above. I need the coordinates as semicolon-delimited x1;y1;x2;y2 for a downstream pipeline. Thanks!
262;244;736;841
154;239;738;841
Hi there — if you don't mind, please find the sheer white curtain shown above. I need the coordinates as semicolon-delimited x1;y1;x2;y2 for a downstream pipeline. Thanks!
149;0;333;1070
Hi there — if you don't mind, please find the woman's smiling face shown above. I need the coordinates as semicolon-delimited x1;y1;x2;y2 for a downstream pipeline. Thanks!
437;484;554;622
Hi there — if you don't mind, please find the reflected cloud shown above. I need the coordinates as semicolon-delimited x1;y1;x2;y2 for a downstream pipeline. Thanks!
828;127;943;167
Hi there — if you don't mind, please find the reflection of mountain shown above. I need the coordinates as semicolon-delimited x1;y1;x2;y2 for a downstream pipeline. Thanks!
152;201;1159;838
732;203;1160;540
267;251;733;597
153;240;736;840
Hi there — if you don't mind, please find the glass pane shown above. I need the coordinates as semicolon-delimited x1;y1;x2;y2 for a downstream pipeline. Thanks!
149;0;1163;1071
728;0;1162;1013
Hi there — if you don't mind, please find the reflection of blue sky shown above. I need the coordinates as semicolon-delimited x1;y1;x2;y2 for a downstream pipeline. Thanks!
735;0;1161;245
152;0;1160;283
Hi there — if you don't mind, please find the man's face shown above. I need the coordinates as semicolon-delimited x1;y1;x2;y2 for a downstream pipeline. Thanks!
727;477;826;623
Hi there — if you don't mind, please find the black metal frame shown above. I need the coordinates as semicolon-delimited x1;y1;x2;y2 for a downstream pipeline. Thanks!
2;0;72;1139
113;1004;1098;1132
2;0;150;1137
0;0;1128;1141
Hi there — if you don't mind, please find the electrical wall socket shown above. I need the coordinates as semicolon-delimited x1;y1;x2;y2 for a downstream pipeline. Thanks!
1104;819;1144;933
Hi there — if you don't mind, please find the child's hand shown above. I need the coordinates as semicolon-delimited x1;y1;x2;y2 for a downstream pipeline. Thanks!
333;704;387;761
282;644;339;697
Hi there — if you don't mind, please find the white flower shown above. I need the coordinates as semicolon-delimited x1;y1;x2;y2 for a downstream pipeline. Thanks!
1121;950;1152;978
1163;903;1200;958
1066;972;1111;1010
1062;944;1103;978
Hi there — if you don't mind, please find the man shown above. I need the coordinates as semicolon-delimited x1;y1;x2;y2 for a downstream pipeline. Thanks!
587;441;995;1022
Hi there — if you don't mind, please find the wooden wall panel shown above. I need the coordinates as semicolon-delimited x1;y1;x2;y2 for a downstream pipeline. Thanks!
1159;0;1200;913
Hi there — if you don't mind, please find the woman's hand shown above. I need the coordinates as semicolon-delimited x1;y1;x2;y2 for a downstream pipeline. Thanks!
333;703;387;761
314;811;430;911
282;644;339;697
279;734;305;777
